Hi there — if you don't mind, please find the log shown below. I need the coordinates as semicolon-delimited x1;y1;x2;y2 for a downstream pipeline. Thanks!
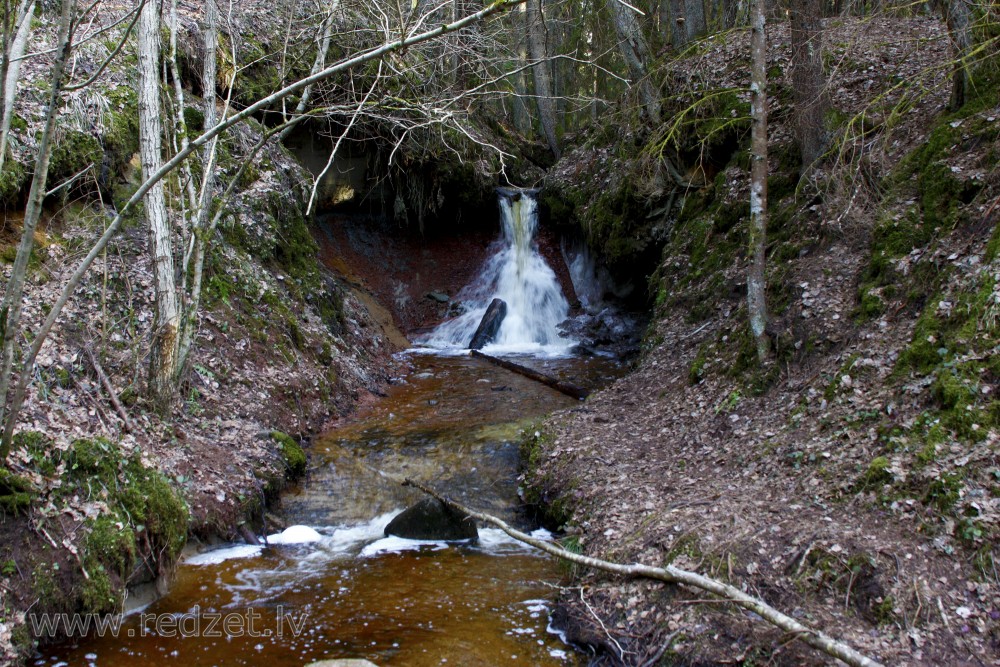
468;298;507;350
403;478;884;667
470;350;589;400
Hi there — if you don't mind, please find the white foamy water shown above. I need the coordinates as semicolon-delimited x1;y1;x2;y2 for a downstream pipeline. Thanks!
420;189;573;355
181;514;550;567
266;525;323;545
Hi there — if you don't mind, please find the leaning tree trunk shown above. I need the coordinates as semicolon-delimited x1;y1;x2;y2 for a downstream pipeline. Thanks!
525;0;560;159
0;0;74;458
606;0;661;123
941;0;973;110
138;0;181;409
789;0;828;172
747;0;770;362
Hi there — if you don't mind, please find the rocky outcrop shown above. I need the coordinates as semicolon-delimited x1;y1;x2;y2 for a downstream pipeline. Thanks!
384;498;478;541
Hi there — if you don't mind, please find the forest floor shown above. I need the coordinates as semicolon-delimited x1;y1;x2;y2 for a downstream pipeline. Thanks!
525;16;1000;667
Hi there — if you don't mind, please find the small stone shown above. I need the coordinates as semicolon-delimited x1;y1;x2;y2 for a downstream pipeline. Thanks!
426;291;450;303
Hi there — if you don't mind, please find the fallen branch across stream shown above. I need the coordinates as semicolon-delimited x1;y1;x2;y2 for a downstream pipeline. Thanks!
469;350;589;400
403;478;884;667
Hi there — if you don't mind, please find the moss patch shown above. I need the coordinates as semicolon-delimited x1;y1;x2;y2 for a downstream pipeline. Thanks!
13;433;188;619
270;431;306;478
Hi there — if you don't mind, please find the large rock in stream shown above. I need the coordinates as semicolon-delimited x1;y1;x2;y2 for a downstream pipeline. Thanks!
468;298;507;350
384;498;478;541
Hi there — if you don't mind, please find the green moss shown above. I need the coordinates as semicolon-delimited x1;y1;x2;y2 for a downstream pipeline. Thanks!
49;131;103;186
183;106;205;132
873;595;897;625
0;157;26;203
859;103;995;318
0;466;35;514
858;456;892;490
32;563;71;613
15;437;189;619
271;431;306;478
689;342;709;384
12;431;56;476
925;472;963;511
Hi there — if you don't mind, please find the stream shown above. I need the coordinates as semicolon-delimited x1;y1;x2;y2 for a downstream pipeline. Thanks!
40;352;622;667
38;190;632;666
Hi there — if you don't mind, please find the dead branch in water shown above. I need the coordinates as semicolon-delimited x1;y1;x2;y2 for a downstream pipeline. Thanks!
403;478;884;667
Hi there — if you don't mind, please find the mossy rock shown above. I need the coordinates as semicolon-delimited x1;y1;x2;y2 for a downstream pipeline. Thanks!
271;431;306;478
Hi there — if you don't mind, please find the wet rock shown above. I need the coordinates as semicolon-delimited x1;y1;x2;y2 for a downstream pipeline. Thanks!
426;291;450;303
306;660;380;667
468;298;507;350
384;498;478;541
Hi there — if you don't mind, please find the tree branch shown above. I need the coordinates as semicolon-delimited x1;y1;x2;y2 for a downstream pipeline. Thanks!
403;478;885;667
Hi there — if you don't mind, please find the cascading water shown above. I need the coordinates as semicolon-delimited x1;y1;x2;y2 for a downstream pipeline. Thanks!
421;188;573;355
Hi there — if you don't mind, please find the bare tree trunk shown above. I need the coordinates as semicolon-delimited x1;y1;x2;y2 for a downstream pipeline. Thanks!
178;0;220;372
0;0;33;174
138;0;180;408
525;0;559;159
789;0;827;172
684;0;707;39
0;0;74;457
606;0;661;123
941;0;972;110
670;0;687;47
748;0;770;362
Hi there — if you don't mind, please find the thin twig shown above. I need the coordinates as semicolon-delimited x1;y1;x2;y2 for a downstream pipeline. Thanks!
84;345;132;432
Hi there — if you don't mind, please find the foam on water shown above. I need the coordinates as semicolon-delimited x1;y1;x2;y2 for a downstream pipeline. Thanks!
184;544;263;566
419;189;573;355
183;516;553;568
266;525;323;545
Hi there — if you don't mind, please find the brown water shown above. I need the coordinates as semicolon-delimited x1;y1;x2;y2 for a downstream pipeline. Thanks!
39;351;623;667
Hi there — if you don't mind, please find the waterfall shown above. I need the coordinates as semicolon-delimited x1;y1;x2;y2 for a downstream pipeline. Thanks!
420;188;572;355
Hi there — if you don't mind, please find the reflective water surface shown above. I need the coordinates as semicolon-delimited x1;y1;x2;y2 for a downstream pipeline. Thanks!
40;352;624;666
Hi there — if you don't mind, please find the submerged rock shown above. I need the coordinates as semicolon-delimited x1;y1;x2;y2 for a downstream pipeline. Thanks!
384;498;478;541
468;298;507;350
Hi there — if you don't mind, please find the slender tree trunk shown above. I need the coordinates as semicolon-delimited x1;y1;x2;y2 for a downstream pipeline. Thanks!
139;0;180;408
941;0;972;110
0;0;74;457
789;0;827;172
0;0;33;174
178;0;220;372
747;0;770;362
525;0;559;159
278;1;339;140
606;0;661;123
